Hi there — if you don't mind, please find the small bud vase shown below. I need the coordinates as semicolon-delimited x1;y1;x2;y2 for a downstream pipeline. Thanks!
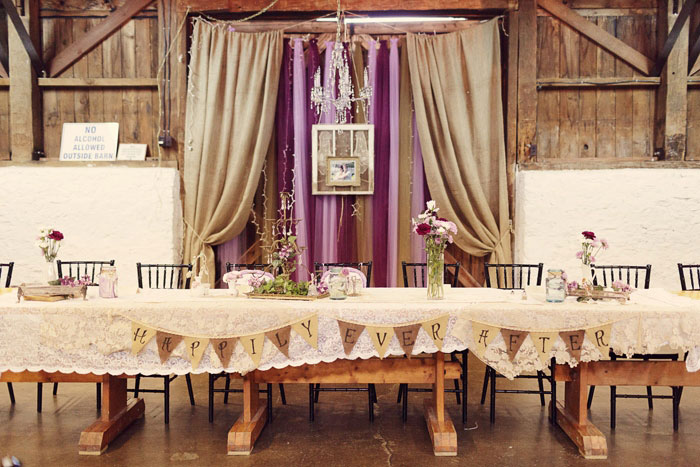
426;241;445;300
46;259;57;284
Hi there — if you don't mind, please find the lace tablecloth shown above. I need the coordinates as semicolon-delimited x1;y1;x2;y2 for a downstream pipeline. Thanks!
1;287;700;378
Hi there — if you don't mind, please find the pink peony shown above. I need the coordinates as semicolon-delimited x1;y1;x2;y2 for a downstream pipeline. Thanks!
600;238;609;249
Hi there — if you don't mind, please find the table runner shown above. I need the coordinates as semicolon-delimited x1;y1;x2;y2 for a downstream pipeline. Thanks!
2;288;700;378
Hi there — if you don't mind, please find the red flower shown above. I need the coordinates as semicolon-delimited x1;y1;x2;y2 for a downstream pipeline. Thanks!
416;223;431;236
581;231;596;240
48;230;64;241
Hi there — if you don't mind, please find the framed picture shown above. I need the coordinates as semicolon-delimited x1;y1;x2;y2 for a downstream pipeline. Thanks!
326;157;361;186
311;124;374;195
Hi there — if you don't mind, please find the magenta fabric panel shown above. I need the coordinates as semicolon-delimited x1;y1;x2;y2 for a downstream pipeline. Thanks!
275;40;294;207
214;232;244;287
337;42;356;263
410;114;427;263
386;39;400;287
305;40;321;269
292;38;313;281
371;42;390;287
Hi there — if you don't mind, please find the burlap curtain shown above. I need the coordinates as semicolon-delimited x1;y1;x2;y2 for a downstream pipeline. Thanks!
406;19;512;264
183;21;282;284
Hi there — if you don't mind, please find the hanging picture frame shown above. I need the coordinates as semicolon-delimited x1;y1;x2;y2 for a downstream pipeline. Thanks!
311;124;374;195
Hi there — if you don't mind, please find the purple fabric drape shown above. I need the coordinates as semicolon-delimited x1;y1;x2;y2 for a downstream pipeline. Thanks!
387;39;400;287
372;42;391;287
313;42;339;264
292;39;312;280
276;40;294;209
411;114;427;263
306;40;321;270
338;42;356;263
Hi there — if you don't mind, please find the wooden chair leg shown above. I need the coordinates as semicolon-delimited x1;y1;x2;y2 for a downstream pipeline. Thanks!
314;383;321;403
96;383;101;411
646;386;654;410
164;376;170;425
7;383;15;404
550;358;557;426
370;384;377;403
397;383;404;403
208;374;214;423
450;353;461;404
537;371;545;406
267;383;273;423
489;368;496;424
308;384;315;421
53;382;59;395
610;385;616;430
186;374;195;406
224;375;231;404
279;383;287;405
461;350;468;425
402;384;408;422
368;384;374;422
673;387;680;431
480;367;489;405
37;383;43;413
133;375;141;398
587;385;596;409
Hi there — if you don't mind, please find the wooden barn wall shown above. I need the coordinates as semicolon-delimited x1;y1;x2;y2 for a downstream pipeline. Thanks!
0;89;8;160
40;12;159;159
687;8;700;161
535;12;657;161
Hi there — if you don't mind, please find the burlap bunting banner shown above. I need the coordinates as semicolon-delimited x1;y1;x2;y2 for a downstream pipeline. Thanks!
266;326;292;358
529;332;558;365
183;336;209;369
155;331;183;363
337;321;365;356
367;326;394;359
211;337;238;368
500;329;528;362
586;323;613;359
394;323;422;358
292;315;319;349
471;322;500;356
560;330;586;361
421;315;449;351
241;333;265;366
131;322;156;355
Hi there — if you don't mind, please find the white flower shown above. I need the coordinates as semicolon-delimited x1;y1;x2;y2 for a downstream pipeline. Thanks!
426;200;436;211
418;213;428;220
437;226;446;234
40;242;48;249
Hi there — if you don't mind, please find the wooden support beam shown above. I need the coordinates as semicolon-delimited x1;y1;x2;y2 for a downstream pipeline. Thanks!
181;0;514;12
37;77;158;87
537;0;655;76
505;10;518;224
0;7;8;77
689;21;700;75
1;0;43;76
517;0;537;163
8;0;41;161
537;77;661;87
48;0;154;77
652;0;697;75
654;0;689;160
222;18;478;35
0;60;6;78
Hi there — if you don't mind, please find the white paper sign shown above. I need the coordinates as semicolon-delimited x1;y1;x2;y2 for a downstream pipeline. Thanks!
117;143;148;161
60;122;119;161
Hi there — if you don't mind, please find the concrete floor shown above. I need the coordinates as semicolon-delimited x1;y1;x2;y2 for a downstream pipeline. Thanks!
2;355;699;466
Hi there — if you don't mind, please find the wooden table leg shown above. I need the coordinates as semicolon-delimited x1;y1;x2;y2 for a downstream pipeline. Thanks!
552;362;607;459
423;352;457;456
78;375;145;455
227;372;268;455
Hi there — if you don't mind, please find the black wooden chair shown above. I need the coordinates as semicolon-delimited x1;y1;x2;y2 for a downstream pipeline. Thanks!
46;260;115;411
481;263;554;424
206;263;287;423
396;261;467;423
57;259;115;285
587;264;681;430
133;263;195;424
678;263;700;291
1;262;15;405
310;261;375;421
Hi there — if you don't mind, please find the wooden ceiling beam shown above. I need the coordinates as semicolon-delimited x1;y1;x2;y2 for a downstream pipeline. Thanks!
0;0;43;76
0;60;7;79
179;0;514;13
537;0;655;76
651;0;696;75
47;0;154;77
223;18;479;34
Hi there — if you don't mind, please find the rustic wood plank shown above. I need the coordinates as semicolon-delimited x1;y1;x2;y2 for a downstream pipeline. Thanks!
614;16;634;158
423;398;458;456
581;360;700;386
519;159;700;170
505;10;518;220
149;15;159;157
0;370;108;383
48;0;154;77
121;19;139;145
595;17;616;159
72;18;90;123
0;88;9;159
42;0;157;9
554;400;608;459
579;17;598;158
56;19;76;159
517;0;538;163
559;22;580;159
226;19;479;35
42;18;60;158
135;17;153;156
86;18;104;124
227;402;267;456
537;0;655;75
536;15;560;159
537;76;660;87
631;15;654;159
38;77;158;87
186;0;514;12
102;19;123;126
652;0;697;75
688;88;700;160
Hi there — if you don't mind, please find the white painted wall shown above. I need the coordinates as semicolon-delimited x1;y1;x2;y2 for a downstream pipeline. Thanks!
0;166;182;291
514;168;700;290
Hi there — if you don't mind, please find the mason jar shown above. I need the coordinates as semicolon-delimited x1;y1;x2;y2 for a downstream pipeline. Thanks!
546;269;566;303
98;266;118;299
328;267;347;300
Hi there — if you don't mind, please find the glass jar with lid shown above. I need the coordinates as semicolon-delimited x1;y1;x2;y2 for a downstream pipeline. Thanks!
328;267;347;300
546;269;566;303
98;266;118;298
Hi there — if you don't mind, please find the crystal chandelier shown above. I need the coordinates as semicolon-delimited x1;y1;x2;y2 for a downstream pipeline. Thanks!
310;3;372;124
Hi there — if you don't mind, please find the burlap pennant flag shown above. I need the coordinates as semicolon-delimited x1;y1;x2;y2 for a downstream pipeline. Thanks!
394;323;422;358
183;336;209;370
421;315;449;351
586;323;613;359
500;329;528;361
292;315;319;349
450;317;470;345
131;322;156;355
560;330;586;361
529;332;558;365
241;333;265;367
366;326;394;359
155;331;184;364
337;321;365;356
471;321;500;356
266;326;292;358
211;337;238;368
